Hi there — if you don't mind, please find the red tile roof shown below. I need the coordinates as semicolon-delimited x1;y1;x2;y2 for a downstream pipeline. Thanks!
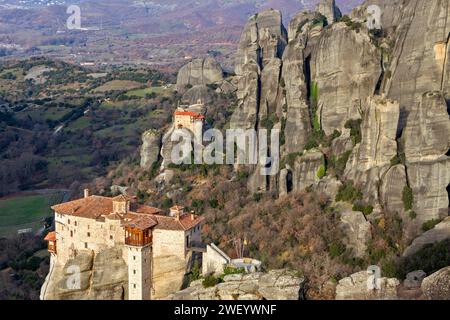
174;111;205;119
125;215;158;230
51;195;203;231
44;231;56;241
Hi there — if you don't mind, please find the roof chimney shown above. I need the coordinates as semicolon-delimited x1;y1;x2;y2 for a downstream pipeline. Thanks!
84;189;90;198
190;211;195;221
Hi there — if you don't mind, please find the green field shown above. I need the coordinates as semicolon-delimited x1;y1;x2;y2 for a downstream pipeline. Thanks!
0;192;65;238
125;86;171;97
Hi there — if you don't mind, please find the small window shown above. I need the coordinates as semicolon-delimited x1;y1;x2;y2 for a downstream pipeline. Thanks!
110;235;113;240
133;270;136;275
133;256;136;260
84;243;88;249
70;231;73;237
133;284;136;289
68;219;71;225
74;221;77;226
87;232;91;237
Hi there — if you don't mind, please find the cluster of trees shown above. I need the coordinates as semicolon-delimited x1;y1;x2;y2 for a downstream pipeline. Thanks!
0;234;49;300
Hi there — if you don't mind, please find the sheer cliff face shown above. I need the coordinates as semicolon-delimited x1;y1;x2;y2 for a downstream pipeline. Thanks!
230;0;450;233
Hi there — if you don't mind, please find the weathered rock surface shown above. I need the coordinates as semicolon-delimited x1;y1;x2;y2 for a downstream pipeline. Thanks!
340;209;372;257
41;248;128;300
282;11;322;154
404;270;427;289
165;270;304;300
292;150;324;192
402;91;450;223
231;9;287;131
380;164;408;216
316;0;342;24
152;254;190;300
181;85;214;105
316;176;342;200
176;57;223;93
421;266;450;300
345;96;400;202
140;130;161;170
310;23;381;135
335;271;399;300
382;0;450;132
403;218;450;257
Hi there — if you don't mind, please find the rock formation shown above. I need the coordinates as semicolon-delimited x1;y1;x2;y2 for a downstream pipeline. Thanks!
140;130;161;170
345;96;400;203
403;218;450;257
176;57;223;93
309;24;381;136
165;270;304;300
316;0;342;24
340;209;372;257
402;91;450;224
335;271;399;300
421;266;450;300
41;248;128;300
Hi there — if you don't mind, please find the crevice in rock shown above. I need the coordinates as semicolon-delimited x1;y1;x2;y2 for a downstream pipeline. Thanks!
374;53;384;95
303;54;313;127
446;184;450;215
286;169;293;193
446;148;450;157
397;106;409;139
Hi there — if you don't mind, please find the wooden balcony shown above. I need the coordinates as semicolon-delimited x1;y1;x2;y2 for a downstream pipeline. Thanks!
125;228;152;247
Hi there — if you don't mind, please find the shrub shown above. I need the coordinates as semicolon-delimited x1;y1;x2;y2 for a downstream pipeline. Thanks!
409;211;417;220
422;219;441;232
329;241;346;258
202;275;220;288
208;198;219;208
352;203;374;215
344;119;362;145
253;193;263;202
335;181;363;203
223;265;245;276
317;164;326;179
390;153;405;166
189;259;201;282
397;239;450;279
402;186;414;211
329;151;352;178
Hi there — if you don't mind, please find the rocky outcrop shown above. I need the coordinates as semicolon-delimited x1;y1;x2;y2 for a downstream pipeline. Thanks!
231;9;287;131
402;91;450;224
310;23;382;136
382;0;450;132
340;209;372;257
282;11;322;154
41;248;128;300
140;130;161;170
292;150;324;192
380;164;408;216
316;0;342;24
166;270;305;300
403;218;450;257
335;271;399;300
403;92;450;162
181;85;214;105
421;266;450;300
176;57;223;93
345;96;400;203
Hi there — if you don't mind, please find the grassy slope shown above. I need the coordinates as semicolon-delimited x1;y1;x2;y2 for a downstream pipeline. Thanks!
0;193;63;237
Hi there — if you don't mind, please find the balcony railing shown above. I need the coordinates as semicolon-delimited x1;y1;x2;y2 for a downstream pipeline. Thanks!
125;235;152;247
